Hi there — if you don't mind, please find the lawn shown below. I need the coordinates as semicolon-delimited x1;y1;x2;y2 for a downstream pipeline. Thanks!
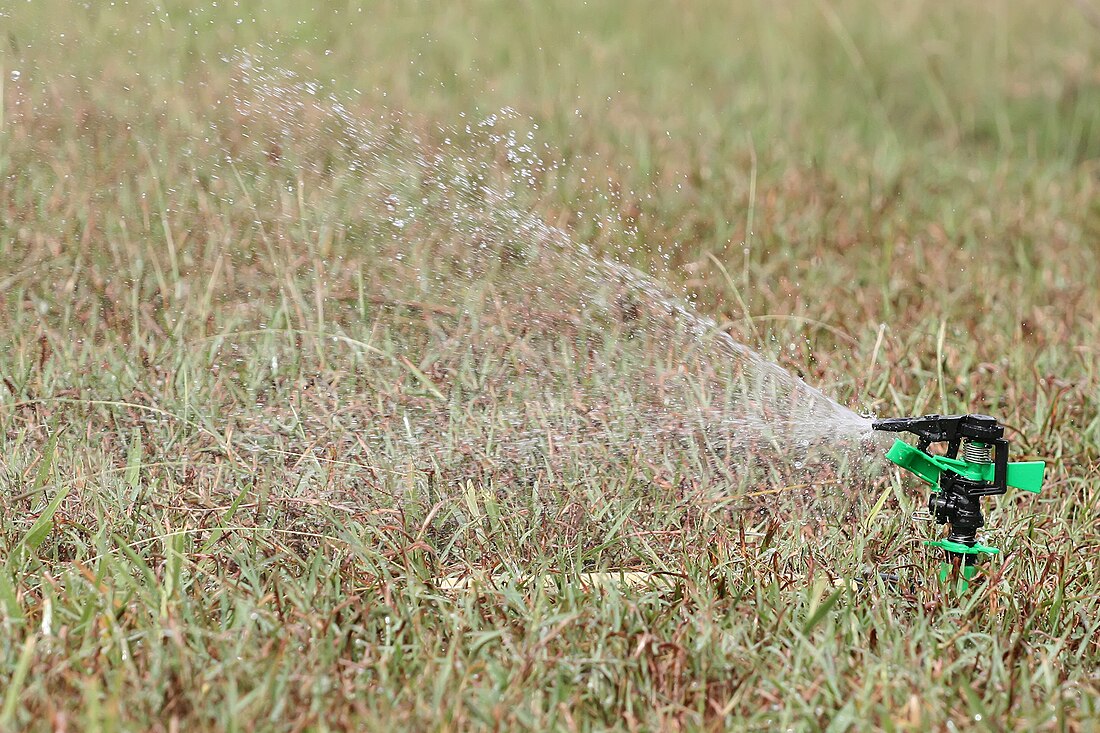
1;1;1098;730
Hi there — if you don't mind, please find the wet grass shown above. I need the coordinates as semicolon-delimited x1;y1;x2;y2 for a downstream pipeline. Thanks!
2;0;1099;730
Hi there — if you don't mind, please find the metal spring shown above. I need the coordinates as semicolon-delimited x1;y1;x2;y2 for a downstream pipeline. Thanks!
963;440;993;464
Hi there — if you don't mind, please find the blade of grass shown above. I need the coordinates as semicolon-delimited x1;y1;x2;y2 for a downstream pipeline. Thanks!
0;570;23;623
24;485;70;550
0;636;36;726
200;482;251;554
803;586;844;634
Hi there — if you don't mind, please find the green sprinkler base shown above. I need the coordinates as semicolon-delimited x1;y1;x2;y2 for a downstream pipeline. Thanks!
939;562;979;593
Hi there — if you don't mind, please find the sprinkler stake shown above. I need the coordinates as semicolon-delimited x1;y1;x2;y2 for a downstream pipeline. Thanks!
872;414;1045;592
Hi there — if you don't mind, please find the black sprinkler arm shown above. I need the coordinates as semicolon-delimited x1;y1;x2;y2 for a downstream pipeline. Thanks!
871;413;1010;494
871;413;1005;464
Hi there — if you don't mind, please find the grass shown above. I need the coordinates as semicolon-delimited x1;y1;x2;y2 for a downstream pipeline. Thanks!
2;0;1099;730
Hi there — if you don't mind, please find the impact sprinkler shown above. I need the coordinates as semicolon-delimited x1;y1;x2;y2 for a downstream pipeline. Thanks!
871;414;1046;592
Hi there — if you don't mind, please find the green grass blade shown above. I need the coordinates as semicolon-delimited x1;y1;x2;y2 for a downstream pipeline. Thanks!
802;587;844;635
0;570;23;623
125;427;142;491
32;430;59;496
200;483;251;554
24;485;70;550
0;636;36;726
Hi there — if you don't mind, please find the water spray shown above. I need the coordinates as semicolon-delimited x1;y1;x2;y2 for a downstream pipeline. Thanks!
871;414;1045;591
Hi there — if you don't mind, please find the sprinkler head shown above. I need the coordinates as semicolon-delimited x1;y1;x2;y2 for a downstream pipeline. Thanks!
871;414;1046;592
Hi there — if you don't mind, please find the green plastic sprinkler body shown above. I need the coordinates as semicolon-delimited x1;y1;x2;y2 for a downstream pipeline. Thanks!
871;414;1045;592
